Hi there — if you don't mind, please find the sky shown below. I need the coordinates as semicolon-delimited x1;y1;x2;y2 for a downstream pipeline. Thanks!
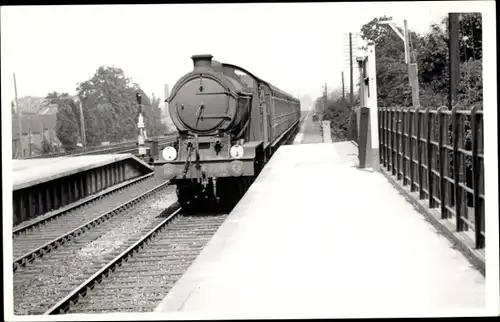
0;1;493;112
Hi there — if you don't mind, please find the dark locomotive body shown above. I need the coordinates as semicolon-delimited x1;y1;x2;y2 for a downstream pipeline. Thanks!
154;54;301;210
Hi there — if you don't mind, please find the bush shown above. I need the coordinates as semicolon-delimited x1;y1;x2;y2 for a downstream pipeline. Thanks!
316;97;351;141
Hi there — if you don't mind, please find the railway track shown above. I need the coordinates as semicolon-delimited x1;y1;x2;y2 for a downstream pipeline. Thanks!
13;185;177;315
13;173;155;236
47;209;228;314
12;174;169;268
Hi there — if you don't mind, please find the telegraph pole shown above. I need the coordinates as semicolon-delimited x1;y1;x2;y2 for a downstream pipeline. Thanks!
13;73;23;158
342;72;345;100
349;32;354;108
40;118;45;150
77;99;87;151
449;13;460;108
404;20;420;108
28;121;32;157
324;83;328;113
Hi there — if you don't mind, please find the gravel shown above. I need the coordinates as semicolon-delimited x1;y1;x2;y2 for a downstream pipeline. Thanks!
78;193;178;260
13;186;176;316
67;213;228;313
13;176;164;259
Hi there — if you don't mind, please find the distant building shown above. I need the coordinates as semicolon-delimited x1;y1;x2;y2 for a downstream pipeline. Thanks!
15;96;58;115
12;113;61;159
11;96;61;159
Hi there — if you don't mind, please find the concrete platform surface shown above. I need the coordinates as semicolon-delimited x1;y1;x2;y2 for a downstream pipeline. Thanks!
293;110;323;144
155;141;485;318
13;154;151;190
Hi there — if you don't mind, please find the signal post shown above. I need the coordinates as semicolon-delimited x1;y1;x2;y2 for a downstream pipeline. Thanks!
355;44;379;170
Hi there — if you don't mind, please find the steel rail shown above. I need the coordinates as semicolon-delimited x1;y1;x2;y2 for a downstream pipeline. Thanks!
12;181;172;272
43;206;182;314
12;173;154;237
43;191;206;315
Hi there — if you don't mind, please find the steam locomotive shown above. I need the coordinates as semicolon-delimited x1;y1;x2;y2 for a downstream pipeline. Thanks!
154;54;301;211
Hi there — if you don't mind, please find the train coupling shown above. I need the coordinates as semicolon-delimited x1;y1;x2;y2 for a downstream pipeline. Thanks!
201;175;209;198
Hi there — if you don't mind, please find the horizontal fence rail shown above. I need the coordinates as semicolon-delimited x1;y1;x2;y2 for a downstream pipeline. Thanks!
378;106;485;249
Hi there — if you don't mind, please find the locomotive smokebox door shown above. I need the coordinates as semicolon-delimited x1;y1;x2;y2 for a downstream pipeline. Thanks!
174;77;231;133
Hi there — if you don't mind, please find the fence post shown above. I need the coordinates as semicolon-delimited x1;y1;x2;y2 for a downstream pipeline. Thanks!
386;108;391;170
460;113;469;231
395;109;401;179
358;107;370;168
443;108;451;214
384;108;389;169
437;106;447;218
452;107;463;231
470;106;484;248
409;107;415;191
426;108;434;208
417;108;424;199
402;107;408;185
390;109;395;175
378;108;383;165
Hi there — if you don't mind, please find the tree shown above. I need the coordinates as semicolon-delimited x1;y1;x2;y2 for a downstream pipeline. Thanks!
359;14;483;207
314;91;352;141
46;91;69;101
359;14;482;109
360;16;407;60
47;92;79;151
359;16;421;107
440;13;482;61
55;102;80;151
75;66;164;144
41;137;54;154
77;67;136;144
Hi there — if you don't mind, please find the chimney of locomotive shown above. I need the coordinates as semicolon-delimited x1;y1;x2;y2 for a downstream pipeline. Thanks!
191;54;213;71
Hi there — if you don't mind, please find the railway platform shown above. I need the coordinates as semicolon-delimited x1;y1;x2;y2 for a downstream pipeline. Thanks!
155;111;485;318
293;110;323;144
12;154;152;226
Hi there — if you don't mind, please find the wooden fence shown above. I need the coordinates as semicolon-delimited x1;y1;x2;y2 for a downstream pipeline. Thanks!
378;106;485;249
